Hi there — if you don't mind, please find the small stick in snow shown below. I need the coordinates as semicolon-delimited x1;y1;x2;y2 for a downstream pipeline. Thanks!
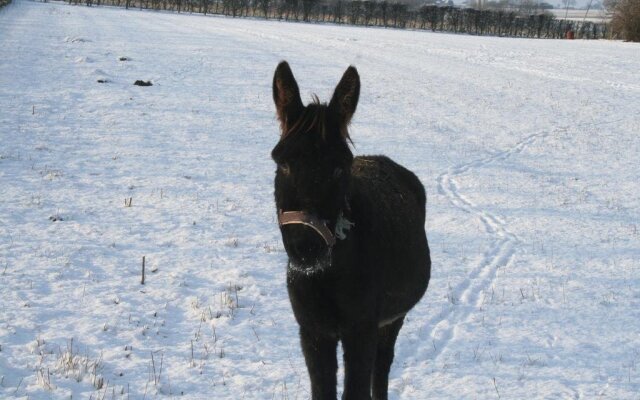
190;340;194;366
13;377;23;395
158;352;164;385
141;256;146;285
251;326;260;341
151;352;157;386
493;377;501;399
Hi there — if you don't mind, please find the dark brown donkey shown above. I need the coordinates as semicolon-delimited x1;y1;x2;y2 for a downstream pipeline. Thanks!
271;61;431;400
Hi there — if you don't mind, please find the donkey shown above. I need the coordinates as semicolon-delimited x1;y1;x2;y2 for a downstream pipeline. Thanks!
271;61;431;400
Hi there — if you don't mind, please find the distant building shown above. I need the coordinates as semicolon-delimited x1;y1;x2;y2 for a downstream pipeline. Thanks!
421;0;455;6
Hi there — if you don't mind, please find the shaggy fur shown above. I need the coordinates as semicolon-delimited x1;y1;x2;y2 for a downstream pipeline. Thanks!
272;61;431;400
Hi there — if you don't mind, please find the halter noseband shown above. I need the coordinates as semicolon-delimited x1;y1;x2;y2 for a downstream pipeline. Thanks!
278;210;337;247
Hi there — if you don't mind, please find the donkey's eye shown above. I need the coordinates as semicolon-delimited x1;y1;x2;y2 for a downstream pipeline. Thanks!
279;163;291;175
333;168;343;178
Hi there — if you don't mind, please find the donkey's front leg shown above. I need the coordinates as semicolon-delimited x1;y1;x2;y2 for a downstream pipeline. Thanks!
300;327;339;400
341;324;378;400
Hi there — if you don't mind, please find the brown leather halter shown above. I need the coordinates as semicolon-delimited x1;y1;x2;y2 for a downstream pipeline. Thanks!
278;210;337;247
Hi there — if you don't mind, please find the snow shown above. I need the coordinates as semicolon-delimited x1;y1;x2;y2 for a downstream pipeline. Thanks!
1;1;639;398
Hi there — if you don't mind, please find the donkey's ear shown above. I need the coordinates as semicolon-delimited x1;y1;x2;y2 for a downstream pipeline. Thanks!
329;66;360;126
273;61;303;131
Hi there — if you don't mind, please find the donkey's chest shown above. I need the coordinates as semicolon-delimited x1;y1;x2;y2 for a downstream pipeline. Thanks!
286;268;375;335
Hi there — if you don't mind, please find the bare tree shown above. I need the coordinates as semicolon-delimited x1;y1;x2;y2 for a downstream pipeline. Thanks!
610;0;640;41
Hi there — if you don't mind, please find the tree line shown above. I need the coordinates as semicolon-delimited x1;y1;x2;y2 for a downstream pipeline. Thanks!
65;0;611;39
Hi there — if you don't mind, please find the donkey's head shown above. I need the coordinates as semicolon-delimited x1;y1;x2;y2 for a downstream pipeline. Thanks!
271;61;359;268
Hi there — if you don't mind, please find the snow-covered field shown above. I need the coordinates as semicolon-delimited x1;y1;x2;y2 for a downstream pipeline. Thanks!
1;1;639;398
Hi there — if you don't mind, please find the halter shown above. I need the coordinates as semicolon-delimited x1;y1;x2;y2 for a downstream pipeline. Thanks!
278;209;354;247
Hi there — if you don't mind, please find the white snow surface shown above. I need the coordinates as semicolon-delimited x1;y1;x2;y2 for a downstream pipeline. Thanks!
1;1;639;399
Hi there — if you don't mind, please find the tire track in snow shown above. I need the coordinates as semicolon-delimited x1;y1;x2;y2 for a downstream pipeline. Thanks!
425;129;553;362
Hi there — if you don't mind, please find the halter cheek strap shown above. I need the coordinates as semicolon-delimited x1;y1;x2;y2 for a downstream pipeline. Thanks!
278;210;337;247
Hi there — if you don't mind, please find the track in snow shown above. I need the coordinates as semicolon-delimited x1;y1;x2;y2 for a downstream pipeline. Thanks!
426;128;554;361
